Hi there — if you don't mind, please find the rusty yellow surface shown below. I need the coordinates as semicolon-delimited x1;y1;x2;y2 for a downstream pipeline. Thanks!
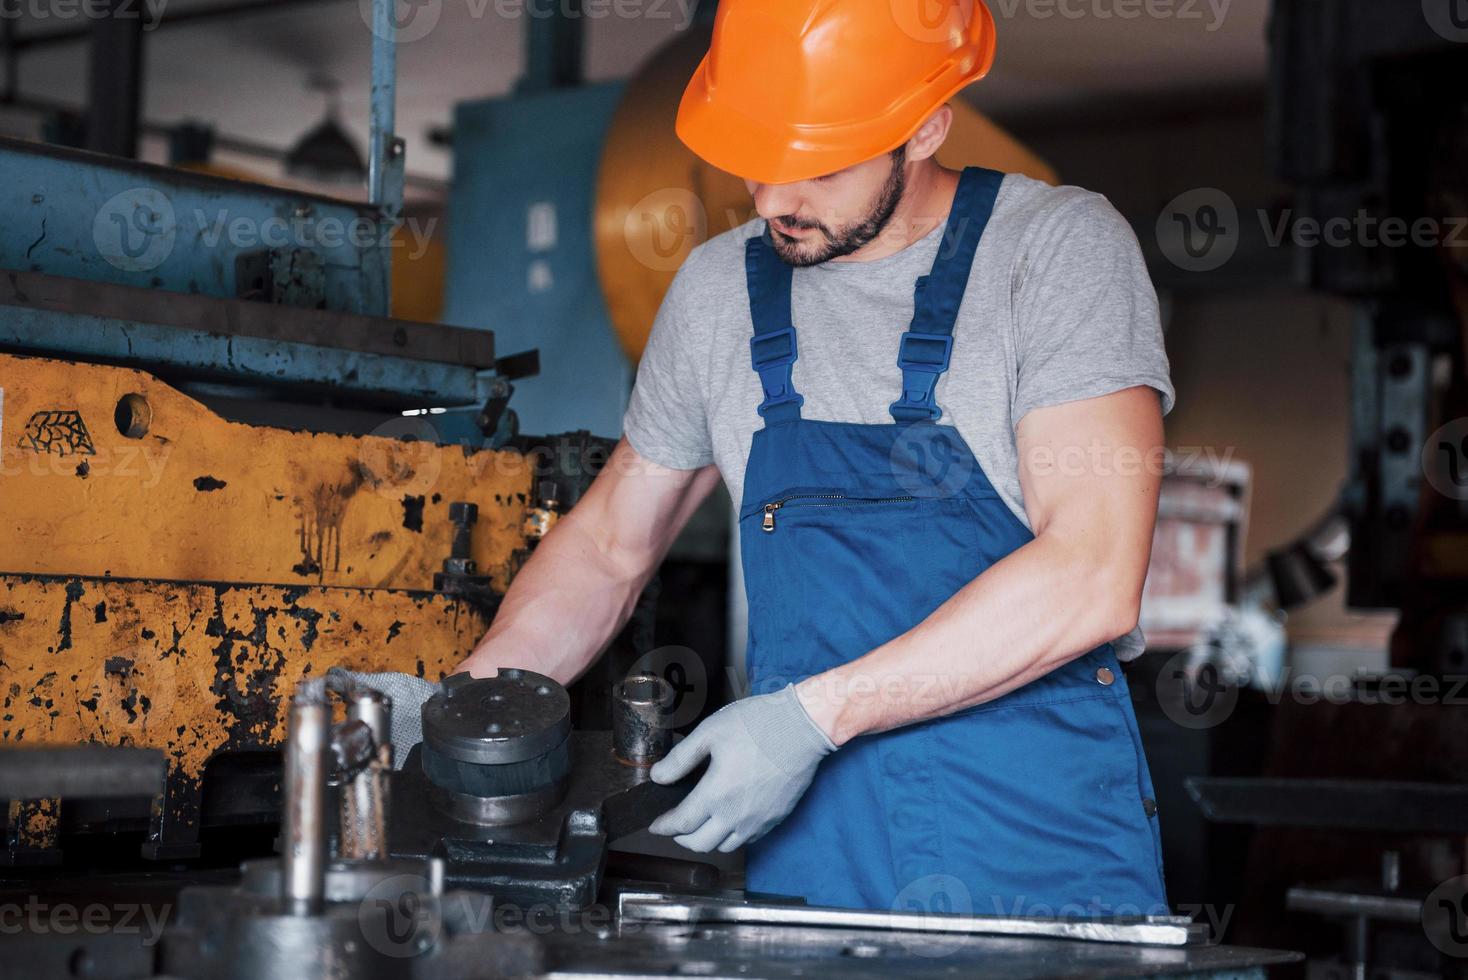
0;574;490;784
0;353;534;591
6;798;59;848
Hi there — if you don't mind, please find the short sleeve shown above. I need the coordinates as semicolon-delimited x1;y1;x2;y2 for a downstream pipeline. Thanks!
1010;193;1175;423
622;263;716;470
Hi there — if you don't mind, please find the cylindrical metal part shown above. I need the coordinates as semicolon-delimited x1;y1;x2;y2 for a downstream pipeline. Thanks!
347;688;392;753
613;673;675;766
340;688;392;860
420;669;572;824
281;693;331;916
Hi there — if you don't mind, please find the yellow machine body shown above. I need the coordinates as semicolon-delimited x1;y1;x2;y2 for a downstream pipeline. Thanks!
0;353;535;857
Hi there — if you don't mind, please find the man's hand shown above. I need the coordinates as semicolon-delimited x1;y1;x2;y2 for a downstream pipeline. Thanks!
648;685;836;853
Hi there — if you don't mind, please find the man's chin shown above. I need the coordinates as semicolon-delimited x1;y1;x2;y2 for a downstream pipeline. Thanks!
770;229;836;268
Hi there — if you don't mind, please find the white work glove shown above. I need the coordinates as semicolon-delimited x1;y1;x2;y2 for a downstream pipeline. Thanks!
330;668;438;769
648;684;836;853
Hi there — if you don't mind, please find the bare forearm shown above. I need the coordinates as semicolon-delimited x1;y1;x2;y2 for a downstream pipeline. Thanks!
455;441;719;685
456;510;650;684
798;532;1142;744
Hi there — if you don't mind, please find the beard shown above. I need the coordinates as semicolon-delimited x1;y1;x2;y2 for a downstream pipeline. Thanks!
767;149;907;267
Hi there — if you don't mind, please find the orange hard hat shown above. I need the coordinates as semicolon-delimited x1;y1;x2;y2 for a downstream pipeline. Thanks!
676;0;998;184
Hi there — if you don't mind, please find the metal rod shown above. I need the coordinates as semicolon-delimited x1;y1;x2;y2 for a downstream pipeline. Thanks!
612;674;674;766
367;0;402;308
341;688;392;860
617;894;1209;947
367;0;396;208
281;689;331;916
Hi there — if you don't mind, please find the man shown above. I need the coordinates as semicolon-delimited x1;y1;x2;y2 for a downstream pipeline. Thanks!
362;0;1172;916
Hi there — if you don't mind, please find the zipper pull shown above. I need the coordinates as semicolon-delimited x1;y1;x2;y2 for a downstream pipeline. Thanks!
762;501;781;532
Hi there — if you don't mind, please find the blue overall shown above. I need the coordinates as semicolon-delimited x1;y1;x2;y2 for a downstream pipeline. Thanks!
737;167;1168;916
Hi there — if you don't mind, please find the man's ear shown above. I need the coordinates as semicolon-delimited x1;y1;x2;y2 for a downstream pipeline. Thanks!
906;105;954;163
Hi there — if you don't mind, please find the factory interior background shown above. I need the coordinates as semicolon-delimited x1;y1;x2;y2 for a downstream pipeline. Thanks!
2;0;1467;976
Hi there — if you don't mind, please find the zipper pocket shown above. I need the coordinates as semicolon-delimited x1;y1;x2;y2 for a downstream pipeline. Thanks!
760;492;916;532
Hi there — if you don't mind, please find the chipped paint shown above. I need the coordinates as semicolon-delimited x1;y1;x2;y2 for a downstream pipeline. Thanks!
0;573;492;791
0;354;534;592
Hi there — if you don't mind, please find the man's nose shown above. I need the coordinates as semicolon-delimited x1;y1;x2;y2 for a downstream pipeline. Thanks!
750;182;804;221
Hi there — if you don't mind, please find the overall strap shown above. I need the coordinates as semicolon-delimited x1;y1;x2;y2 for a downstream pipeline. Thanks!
744;230;804;423
889;167;1004;423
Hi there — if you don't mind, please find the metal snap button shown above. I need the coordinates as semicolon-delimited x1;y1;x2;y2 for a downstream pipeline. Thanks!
1143;798;1158;817
1096;666;1115;686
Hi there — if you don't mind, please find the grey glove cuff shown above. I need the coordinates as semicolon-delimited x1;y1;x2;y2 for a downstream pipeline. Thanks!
332;668;438;769
746;684;837;776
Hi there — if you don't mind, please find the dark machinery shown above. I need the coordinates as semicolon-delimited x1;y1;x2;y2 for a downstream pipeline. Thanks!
0;670;1303;979
1175;3;1468;977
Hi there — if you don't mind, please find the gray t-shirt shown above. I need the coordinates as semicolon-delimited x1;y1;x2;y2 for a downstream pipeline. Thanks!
623;173;1174;658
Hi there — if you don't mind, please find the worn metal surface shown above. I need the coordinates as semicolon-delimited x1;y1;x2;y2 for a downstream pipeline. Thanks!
0;572;491;853
389;730;693;909
0;137;390;316
0;305;482;405
0;353;532;590
541;916;1296;979
0;269;495;367
0;745;165;798
617;893;1208;947
612;674;673;766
